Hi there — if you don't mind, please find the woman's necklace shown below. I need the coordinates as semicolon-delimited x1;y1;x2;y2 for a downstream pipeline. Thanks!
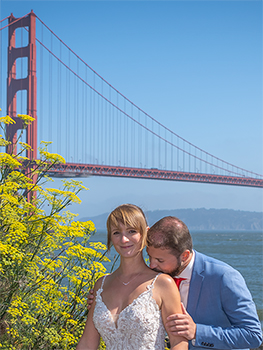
118;272;141;286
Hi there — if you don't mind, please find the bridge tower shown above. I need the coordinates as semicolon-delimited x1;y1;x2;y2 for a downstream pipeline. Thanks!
6;10;37;160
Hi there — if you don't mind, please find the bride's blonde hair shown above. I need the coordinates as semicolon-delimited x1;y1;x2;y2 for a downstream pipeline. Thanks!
106;204;148;251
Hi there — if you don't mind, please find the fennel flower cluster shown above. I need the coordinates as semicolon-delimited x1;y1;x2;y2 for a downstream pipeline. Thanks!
0;113;110;349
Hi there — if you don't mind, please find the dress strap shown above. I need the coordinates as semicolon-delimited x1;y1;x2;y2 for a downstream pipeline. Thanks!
95;274;109;301
147;273;162;291
100;274;108;290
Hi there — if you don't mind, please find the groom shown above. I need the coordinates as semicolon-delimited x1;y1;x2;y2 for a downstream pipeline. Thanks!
88;216;262;350
146;216;262;350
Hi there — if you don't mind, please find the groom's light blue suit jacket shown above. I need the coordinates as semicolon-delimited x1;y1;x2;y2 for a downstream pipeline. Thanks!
187;251;262;350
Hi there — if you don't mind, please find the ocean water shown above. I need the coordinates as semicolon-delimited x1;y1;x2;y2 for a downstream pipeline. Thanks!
90;230;263;324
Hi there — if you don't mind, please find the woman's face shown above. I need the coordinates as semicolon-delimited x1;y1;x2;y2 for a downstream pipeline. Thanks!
110;222;142;257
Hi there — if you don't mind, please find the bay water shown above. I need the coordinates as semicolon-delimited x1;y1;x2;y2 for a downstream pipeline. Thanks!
90;230;263;326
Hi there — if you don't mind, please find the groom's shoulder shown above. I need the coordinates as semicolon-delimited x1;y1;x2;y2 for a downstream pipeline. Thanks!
194;250;237;274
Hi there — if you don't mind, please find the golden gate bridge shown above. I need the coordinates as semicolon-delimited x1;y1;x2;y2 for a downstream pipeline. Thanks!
0;11;262;188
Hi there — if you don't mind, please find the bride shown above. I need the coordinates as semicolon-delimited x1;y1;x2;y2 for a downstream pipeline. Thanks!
76;204;188;350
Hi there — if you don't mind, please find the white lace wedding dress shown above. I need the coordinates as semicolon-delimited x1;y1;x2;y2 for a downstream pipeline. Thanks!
93;274;166;350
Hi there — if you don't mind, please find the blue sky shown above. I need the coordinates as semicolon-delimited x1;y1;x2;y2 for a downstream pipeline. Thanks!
0;0;262;217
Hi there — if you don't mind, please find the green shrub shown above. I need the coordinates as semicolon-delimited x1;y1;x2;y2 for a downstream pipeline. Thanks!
0;112;109;349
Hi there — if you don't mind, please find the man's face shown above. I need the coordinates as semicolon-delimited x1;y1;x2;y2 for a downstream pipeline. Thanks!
146;246;184;277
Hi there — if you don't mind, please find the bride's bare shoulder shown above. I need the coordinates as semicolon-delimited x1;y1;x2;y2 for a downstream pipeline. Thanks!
94;274;109;291
144;267;173;282
155;273;177;290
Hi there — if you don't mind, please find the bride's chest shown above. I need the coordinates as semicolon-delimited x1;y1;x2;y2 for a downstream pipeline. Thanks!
101;284;151;314
94;290;162;332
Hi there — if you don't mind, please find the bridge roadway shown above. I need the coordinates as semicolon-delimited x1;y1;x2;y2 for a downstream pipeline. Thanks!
47;163;263;188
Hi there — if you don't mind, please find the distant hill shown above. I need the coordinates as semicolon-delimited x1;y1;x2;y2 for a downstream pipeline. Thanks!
80;208;263;232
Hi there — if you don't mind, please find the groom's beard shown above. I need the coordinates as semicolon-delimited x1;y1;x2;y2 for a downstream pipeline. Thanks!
151;258;184;277
169;260;184;277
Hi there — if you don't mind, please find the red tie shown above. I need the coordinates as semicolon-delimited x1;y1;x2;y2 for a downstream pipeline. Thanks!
173;277;186;289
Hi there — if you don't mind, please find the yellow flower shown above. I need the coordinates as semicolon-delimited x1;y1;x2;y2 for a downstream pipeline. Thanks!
62;179;88;191
40;140;52;146
0;115;15;124
0;129;111;349
46;188;81;204
92;261;107;273
39;150;66;163
0;138;11;146
18;142;32;150
89;242;107;251
17;114;35;125
81;220;96;232
0;193;19;205
0;153;22;167
21;314;38;326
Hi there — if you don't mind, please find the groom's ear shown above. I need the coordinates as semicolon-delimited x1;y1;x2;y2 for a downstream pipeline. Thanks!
181;250;191;262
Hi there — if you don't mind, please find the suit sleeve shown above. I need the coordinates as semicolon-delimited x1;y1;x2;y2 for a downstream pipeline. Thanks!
194;268;262;349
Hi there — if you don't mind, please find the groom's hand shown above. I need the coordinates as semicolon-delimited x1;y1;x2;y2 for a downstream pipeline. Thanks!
166;303;196;340
87;289;94;310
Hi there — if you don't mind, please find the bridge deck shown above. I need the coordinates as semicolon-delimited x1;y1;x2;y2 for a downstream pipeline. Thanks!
48;163;263;188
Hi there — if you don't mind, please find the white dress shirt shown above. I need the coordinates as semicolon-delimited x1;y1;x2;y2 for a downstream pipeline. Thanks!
175;250;195;308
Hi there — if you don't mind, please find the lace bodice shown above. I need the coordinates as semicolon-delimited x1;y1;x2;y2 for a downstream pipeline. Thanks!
93;274;166;350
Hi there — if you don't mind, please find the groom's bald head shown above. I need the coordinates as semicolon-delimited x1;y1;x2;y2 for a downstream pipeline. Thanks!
147;216;193;257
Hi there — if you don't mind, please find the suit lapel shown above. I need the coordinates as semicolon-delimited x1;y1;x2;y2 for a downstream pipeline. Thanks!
187;251;205;317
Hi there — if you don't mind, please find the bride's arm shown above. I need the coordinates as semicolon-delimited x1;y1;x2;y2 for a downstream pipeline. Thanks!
156;274;188;350
76;279;102;350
